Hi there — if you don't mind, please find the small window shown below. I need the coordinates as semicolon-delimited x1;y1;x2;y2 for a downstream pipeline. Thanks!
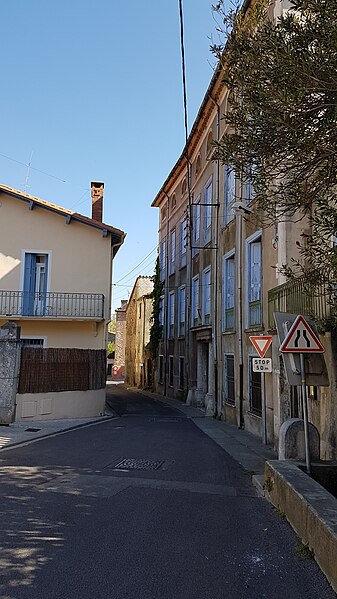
182;178;187;195
21;338;45;348
223;165;236;225
179;357;185;389
249;357;262;416
161;206;167;222
171;194;177;210
139;303;142;319
169;229;176;275
222;252;235;331
169;355;174;387
224;354;235;405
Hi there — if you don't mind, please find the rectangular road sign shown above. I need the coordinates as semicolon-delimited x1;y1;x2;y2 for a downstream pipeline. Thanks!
252;357;272;372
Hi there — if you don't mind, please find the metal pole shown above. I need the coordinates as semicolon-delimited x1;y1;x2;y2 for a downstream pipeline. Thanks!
261;371;267;444
300;352;311;475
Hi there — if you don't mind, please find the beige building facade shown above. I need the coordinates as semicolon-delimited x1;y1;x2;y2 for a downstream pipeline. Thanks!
151;0;337;459
0;182;125;421
125;276;153;388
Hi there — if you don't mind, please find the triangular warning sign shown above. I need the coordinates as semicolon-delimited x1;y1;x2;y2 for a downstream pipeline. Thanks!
280;315;325;353
249;335;273;358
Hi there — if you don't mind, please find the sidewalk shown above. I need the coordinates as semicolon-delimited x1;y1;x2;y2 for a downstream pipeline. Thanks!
0;408;115;451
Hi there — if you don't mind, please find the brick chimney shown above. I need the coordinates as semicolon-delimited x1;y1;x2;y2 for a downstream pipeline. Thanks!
91;181;104;222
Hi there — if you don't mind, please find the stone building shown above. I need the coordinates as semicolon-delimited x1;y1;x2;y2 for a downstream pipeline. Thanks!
114;299;127;380
125;276;153;388
151;0;337;459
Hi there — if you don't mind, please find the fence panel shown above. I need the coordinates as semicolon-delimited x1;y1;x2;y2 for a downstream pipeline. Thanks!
18;348;106;394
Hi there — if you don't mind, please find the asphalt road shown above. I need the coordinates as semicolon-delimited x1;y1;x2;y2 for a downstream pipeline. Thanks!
0;385;335;599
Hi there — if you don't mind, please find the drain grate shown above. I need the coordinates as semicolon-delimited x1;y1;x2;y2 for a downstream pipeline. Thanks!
113;458;165;471
25;428;41;432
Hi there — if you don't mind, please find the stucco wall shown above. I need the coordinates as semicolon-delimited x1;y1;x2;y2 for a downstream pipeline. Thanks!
15;388;106;420
0;192;112;321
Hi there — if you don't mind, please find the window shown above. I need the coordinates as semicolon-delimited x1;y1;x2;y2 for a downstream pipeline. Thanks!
202;267;211;325
195;154;201;177
168;291;175;337
182;178;187;196
158;355;164;384
169;229;176;275
249;356;262;416
179;357;185;389
193;196;201;245
206;131;213;156
192;275;199;327
161;205;167;222
169;355;174;387
247;236;262;327
224;354;235;405
159;240;166;281
222;252;235;331
22;253;49;316
203;178;213;243
158;297;164;327
179;216;187;267
223;165;236;225
21;338;45;348
171;194;176;210
178;286;186;336
245;163;255;204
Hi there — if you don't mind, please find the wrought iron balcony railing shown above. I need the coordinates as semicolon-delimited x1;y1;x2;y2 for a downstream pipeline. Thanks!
0;291;104;319
268;276;332;331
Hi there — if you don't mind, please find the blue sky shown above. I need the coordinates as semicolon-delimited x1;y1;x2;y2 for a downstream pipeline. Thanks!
1;1;219;311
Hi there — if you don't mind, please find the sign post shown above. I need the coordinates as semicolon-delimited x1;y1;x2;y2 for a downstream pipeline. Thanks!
279;315;325;475
249;335;273;445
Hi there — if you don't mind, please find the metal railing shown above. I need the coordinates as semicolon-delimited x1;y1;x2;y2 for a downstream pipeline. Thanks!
0;291;105;319
268;276;332;331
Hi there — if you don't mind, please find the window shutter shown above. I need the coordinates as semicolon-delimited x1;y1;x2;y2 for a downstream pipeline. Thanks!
250;241;262;301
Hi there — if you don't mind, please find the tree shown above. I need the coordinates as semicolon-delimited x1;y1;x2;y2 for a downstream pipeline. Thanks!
148;256;164;360
211;0;337;317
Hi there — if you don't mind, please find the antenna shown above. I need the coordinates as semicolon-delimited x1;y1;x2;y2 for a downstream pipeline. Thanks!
23;151;34;192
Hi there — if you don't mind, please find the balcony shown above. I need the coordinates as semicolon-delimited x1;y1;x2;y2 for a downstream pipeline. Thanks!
268;276;332;331
0;291;105;320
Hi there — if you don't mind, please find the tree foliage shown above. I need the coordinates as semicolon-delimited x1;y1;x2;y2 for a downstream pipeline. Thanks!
211;0;337;295
148;256;163;359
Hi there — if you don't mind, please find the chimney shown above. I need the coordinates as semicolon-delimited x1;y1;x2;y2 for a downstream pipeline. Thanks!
91;181;104;222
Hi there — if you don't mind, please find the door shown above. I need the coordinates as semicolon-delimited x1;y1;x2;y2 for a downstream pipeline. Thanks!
23;253;48;316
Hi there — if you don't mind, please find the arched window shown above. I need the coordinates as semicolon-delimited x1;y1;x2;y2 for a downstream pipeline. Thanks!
161;205;167;222
182;178;187;195
195;154;201;177
206;131;213;156
171;194;176;210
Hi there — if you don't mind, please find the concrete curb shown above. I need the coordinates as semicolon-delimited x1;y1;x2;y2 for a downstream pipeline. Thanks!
265;460;337;594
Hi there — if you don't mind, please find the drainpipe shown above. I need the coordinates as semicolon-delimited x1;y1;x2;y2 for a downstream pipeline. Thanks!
236;210;244;428
163;192;170;397
209;94;220;419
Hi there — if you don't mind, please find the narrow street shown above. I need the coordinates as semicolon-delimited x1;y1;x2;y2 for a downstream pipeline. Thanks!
0;386;334;599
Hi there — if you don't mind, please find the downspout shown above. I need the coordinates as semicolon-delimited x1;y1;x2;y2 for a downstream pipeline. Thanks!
209;94;220;419
237;211;244;428
163;192;170;397
142;296;146;387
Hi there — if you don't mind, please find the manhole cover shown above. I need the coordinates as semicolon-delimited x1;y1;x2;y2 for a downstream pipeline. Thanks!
25;428;41;432
113;458;165;471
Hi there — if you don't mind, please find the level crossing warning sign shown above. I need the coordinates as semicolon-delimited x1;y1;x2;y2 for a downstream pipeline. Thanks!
249;335;273;358
279;315;325;353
